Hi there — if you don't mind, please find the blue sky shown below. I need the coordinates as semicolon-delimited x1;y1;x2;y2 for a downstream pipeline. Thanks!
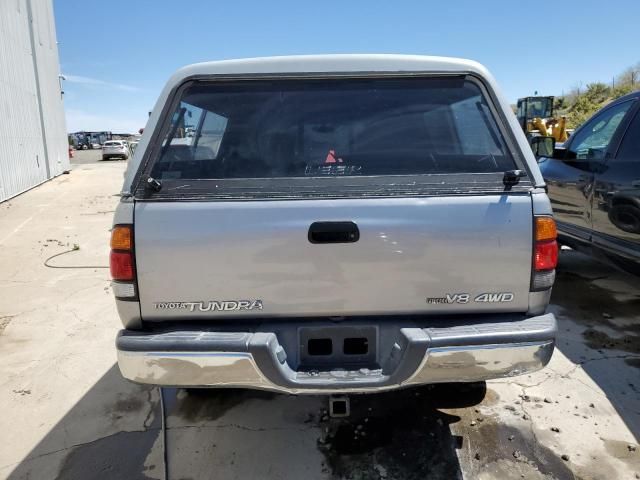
54;0;640;133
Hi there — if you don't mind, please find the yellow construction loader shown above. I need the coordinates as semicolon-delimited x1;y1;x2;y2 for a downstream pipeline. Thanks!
516;96;569;143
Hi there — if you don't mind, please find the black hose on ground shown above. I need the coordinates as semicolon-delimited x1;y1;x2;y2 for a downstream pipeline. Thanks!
43;248;109;269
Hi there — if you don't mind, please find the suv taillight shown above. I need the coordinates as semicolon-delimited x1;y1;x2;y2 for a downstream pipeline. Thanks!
110;225;137;298
532;217;558;291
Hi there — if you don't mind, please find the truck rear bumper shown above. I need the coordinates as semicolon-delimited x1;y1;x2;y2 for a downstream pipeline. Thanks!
116;313;556;394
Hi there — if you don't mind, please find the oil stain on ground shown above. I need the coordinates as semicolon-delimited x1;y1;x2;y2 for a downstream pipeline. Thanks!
582;328;640;354
173;388;277;423
316;383;488;480
552;270;640;354
454;410;578;480
625;357;640;369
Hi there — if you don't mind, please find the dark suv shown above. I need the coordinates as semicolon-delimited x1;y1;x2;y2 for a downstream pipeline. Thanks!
538;91;640;271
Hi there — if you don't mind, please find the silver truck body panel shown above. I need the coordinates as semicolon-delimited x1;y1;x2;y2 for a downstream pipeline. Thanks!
117;313;556;394
135;195;533;319
118;342;553;394
114;55;557;391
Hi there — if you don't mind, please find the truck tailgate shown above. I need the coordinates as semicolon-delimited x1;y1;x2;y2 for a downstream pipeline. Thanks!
134;195;533;319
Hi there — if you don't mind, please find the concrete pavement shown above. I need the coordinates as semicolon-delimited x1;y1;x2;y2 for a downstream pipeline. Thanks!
0;153;638;479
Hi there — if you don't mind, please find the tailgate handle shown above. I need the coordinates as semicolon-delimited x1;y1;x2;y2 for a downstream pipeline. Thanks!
308;221;359;244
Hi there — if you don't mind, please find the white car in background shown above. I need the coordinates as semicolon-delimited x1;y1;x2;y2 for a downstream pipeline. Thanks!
102;140;130;160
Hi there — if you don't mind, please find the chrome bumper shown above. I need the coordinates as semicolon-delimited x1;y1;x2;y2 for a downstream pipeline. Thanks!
117;314;556;394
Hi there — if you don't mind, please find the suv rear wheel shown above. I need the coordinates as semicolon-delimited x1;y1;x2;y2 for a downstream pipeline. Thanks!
608;203;640;234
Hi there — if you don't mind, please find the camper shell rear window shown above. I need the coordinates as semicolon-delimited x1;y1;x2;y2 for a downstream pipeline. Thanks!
136;75;529;200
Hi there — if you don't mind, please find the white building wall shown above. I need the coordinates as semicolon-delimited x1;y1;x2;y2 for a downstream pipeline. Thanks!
0;0;69;203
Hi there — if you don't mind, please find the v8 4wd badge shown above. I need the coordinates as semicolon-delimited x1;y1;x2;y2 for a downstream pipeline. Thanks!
426;292;514;304
474;292;514;303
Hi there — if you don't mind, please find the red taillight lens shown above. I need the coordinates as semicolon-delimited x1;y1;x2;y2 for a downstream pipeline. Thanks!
535;240;558;271
110;251;134;281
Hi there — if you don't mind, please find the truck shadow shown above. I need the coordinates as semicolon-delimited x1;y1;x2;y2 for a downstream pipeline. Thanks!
163;383;486;480
551;249;640;441
6;366;484;479
6;365;162;480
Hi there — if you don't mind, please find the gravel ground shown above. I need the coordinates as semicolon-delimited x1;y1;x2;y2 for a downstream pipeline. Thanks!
0;157;638;480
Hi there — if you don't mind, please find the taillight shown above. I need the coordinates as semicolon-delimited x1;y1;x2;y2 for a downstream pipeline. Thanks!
111;225;132;251
535;217;557;242
535;240;558;271
532;216;558;291
110;251;134;280
110;225;136;298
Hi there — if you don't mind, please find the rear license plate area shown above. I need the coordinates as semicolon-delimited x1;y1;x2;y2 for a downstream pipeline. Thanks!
298;326;377;369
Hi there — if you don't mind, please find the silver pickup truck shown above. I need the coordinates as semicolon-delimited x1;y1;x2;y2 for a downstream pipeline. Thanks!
112;55;558;394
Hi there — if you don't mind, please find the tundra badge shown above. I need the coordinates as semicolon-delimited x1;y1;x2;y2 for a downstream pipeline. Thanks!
154;300;263;312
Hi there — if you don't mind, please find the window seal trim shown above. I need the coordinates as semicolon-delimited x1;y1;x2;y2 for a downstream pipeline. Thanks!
136;173;533;202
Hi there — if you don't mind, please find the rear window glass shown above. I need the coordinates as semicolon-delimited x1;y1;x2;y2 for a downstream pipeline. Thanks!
149;77;516;182
104;141;121;146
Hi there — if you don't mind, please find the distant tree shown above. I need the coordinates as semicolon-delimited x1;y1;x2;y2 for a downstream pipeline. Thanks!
566;83;611;128
612;83;635;98
545;61;639;130
616;62;640;87
554;96;566;111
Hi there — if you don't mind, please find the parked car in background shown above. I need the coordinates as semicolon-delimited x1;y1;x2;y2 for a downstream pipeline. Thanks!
112;55;557;393
70;131;113;150
538;91;640;273
102;140;130;160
